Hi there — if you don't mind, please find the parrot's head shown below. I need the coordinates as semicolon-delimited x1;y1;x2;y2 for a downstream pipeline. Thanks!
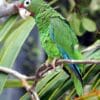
18;0;44;19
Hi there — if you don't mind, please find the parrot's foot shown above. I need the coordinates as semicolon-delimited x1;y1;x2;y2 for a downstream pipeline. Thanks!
35;63;53;78
30;63;55;95
51;58;59;69
45;58;59;71
31;58;63;90
33;58;61;86
35;59;58;79
32;63;50;88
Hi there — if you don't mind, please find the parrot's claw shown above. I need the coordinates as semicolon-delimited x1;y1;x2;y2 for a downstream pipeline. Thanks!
34;58;60;85
35;63;52;78
51;58;59;69
51;58;64;70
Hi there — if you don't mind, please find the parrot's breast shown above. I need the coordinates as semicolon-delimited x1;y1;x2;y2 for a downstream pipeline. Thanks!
40;30;60;58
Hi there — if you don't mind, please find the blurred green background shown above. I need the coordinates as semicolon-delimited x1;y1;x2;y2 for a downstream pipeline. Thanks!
0;0;99;100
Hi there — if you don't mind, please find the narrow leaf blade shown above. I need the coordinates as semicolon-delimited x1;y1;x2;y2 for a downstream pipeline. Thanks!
0;16;35;93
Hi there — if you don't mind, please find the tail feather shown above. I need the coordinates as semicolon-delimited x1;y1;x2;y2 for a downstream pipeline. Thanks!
57;45;82;83
69;64;82;84
63;53;82;83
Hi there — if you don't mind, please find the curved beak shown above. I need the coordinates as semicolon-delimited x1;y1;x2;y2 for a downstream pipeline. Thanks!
19;8;31;19
17;4;31;19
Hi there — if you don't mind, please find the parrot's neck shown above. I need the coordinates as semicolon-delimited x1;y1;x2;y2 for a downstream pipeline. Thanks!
32;1;54;31
31;0;63;32
30;0;62;19
31;0;50;15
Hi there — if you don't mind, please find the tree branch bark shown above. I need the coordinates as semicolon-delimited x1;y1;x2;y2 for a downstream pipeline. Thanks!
0;67;39;100
57;59;100;65
0;58;99;100
0;67;35;80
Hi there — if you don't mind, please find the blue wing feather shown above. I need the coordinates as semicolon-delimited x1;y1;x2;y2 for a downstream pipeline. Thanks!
57;45;82;83
49;23;82;83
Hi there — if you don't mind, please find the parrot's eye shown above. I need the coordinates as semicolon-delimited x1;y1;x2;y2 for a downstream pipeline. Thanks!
24;0;31;7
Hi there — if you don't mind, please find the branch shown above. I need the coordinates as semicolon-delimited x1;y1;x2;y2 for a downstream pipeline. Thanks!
0;67;39;100
0;59;99;82
0;67;35;80
0;59;99;99
34;59;100;88
56;59;100;65
81;40;100;54
0;1;20;18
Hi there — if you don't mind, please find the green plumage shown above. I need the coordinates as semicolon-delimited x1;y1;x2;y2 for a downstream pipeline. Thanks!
26;0;82;60
20;0;83;95
36;9;61;59
35;8;82;60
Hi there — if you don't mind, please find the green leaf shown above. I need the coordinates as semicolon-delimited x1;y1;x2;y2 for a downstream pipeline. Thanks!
0;16;18;42
20;67;69;100
20;93;30;100
73;75;83;96
36;67;61;92
91;74;100;90
4;80;33;88
82;17;96;32
40;68;68;99
0;16;35;93
49;79;72;100
39;68;67;96
20;68;61;100
68;13;85;36
84;40;100;60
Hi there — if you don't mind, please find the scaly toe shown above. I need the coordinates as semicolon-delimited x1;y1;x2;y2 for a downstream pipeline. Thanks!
51;58;59;69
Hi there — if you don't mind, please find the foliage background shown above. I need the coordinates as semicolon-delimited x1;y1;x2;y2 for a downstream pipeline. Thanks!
0;0;100;100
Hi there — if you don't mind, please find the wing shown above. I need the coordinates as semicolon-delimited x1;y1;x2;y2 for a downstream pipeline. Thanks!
49;17;83;95
49;17;82;60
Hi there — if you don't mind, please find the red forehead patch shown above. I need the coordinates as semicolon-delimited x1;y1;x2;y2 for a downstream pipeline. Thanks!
18;4;25;8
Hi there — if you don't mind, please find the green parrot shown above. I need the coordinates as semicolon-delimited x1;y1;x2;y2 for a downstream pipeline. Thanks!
18;0;83;95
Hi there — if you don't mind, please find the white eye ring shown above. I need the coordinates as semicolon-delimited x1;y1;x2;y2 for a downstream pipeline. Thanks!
24;0;31;7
